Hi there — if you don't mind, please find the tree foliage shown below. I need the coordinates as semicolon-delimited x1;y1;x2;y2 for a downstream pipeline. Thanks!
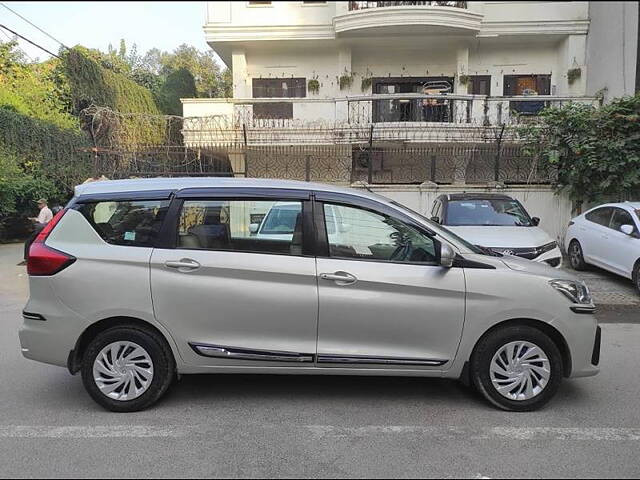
519;96;640;202
63;46;161;115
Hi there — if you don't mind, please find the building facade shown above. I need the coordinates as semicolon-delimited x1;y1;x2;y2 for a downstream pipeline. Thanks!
178;1;634;243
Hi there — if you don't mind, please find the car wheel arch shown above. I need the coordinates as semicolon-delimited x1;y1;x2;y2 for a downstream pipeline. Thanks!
67;316;178;375
462;318;572;383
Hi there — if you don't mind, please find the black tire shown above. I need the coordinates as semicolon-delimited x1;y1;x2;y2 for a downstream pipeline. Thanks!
470;325;563;412
81;325;176;412
568;239;588;271
633;262;640;295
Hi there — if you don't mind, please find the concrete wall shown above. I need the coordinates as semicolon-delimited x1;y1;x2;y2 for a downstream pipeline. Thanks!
360;185;574;249
586;1;639;102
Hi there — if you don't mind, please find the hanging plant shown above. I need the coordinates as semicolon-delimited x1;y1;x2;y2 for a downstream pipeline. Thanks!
308;79;320;94
458;74;470;86
361;76;372;92
338;72;354;91
567;67;582;85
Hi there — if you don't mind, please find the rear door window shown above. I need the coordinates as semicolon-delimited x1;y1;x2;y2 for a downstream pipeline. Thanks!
177;199;304;256
585;207;613;227
76;199;170;247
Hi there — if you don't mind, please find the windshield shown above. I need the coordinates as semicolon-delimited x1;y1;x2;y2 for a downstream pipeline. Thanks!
445;199;532;227
390;201;484;254
260;206;300;234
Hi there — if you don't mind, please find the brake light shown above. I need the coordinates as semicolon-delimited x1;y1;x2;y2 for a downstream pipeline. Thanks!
27;209;76;276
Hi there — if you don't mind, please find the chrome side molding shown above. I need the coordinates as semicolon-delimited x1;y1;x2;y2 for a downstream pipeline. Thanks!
189;343;314;363
317;354;447;367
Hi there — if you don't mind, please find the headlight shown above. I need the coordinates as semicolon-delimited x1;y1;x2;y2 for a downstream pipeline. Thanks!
549;279;593;304
537;241;557;255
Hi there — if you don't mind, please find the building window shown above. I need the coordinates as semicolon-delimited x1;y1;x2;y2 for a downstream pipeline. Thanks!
371;77;454;123
468;75;491;95
252;78;306;120
503;74;551;115
252;78;306;98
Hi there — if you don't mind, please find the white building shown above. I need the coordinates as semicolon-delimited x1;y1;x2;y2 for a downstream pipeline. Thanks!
178;1;637;243
185;1;600;124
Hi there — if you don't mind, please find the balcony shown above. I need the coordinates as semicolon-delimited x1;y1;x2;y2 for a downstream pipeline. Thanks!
181;94;600;147
348;2;468;10
335;0;481;36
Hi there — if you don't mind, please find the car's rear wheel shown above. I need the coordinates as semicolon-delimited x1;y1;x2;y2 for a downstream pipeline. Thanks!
568;240;587;271
81;326;175;412
471;325;563;412
633;262;640;294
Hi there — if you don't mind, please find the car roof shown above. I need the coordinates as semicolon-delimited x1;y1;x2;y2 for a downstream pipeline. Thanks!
74;177;393;204
441;193;514;202
586;201;640;211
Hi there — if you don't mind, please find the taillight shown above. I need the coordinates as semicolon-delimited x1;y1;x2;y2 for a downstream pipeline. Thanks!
27;209;76;276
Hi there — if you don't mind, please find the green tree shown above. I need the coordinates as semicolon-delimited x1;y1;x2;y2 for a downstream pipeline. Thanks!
519;95;640;202
158;67;197;115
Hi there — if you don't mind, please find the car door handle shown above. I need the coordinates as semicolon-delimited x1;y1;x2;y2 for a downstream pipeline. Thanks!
320;271;358;285
164;259;201;271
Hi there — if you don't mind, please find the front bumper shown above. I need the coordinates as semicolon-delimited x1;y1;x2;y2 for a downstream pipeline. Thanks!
555;308;600;378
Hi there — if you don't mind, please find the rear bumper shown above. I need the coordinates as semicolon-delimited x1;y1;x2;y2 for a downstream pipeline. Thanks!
19;278;88;368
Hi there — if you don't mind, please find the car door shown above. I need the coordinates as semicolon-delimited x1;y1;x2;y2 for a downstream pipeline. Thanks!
605;207;639;278
581;207;614;266
150;188;319;367
313;193;466;369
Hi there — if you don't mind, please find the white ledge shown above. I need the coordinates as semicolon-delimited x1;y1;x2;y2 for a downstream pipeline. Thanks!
334;6;483;35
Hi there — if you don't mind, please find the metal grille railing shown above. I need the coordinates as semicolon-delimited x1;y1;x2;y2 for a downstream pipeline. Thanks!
348;1;468;10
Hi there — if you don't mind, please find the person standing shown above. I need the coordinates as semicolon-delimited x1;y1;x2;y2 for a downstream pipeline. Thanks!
20;199;54;265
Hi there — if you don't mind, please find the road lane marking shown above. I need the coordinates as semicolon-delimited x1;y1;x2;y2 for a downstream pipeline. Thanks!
0;426;187;438
306;426;640;441
2;425;640;441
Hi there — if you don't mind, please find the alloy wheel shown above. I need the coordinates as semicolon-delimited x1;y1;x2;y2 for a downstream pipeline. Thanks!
489;341;551;401
92;341;154;401
570;242;582;268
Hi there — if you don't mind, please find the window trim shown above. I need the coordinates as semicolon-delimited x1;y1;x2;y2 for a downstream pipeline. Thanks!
160;192;315;257
315;200;441;267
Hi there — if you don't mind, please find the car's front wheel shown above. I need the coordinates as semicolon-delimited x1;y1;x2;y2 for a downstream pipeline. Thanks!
81;325;175;412
471;325;563;412
633;262;640;294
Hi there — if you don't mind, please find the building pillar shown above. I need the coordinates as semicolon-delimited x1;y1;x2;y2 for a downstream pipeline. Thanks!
228;151;246;178
232;49;249;98
456;44;470;94
558;35;587;96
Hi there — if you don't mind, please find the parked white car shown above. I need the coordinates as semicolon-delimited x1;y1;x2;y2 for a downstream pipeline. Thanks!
565;202;640;293
430;193;562;267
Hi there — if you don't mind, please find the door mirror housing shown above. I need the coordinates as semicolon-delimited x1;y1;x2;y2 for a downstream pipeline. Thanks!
430;216;440;224
531;217;541;226
439;243;455;268
620;224;635;236
249;223;259;234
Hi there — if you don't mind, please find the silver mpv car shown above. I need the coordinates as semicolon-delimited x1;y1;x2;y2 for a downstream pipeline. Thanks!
20;178;600;412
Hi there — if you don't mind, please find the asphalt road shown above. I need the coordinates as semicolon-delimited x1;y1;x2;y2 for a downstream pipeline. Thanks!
1;243;639;478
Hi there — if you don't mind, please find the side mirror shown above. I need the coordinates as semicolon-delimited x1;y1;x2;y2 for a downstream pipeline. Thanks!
439;243;455;268
621;224;635;236
531;217;541;226
430;216;440;224
249;223;259;234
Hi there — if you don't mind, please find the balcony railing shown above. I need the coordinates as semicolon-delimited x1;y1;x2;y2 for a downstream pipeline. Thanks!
348;1;468;10
181;94;600;147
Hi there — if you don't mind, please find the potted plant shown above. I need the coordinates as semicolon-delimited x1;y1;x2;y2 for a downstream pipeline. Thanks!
567;67;582;85
308;78;320;94
338;71;354;91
